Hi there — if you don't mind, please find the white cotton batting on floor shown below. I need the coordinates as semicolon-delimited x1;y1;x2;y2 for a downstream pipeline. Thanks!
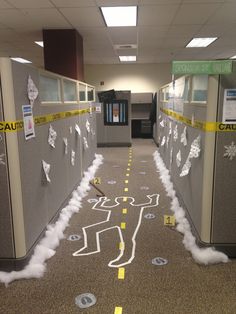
153;151;229;266
0;154;103;286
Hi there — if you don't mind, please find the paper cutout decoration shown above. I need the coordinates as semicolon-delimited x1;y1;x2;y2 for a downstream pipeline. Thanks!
176;150;181;168
27;75;38;106
180;126;187;146
161;136;166;146
169;121;172;135
63;137;68;154
91;128;96;137
224;141;236;160
191;114;195;126
166;136;169;147
173;125;178;142
0;153;5;165
42;160;51;182
160;120;165;128
170;148;173;165
86;119;90;133
83;137;89;149
75;124;81;136
69;126;73;134
159;114;161;119
71;150;75;166
180;135;201;177
48;125;57;148
75;293;97;309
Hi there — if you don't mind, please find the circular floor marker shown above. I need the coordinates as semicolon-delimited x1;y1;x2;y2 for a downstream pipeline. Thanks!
144;213;156;219
152;257;168;266
140;186;149;190
107;180;116;184
75;293;97;309
68;234;82;241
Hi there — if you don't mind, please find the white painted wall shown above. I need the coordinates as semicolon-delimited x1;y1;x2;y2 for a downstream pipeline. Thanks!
84;63;172;93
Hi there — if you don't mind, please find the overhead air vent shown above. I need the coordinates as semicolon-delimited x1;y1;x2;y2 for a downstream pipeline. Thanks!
114;44;137;50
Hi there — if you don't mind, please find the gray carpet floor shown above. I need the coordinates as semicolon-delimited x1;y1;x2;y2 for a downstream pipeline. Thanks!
0;138;236;314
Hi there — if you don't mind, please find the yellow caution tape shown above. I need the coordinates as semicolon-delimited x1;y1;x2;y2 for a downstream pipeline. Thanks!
161;108;236;132
0;107;94;132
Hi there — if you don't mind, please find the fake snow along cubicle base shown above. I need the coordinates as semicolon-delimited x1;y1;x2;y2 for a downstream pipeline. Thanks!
0;58;97;271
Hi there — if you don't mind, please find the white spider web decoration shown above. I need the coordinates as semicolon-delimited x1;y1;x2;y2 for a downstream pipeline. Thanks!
224;141;236;160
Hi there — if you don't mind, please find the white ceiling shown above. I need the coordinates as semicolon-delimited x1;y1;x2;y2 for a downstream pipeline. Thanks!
0;0;235;67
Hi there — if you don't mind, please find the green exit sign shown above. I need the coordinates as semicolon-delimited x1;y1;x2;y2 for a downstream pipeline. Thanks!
172;60;233;75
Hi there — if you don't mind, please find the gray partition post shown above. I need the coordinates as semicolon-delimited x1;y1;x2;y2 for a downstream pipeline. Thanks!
0;58;97;269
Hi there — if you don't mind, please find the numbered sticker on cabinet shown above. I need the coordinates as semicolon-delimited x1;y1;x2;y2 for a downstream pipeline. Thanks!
164;215;176;226
93;177;101;185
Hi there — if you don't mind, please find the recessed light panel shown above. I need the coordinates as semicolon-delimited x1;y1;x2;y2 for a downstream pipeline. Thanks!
119;56;136;62
10;57;32;64
186;37;217;48
101;6;137;27
230;55;236;59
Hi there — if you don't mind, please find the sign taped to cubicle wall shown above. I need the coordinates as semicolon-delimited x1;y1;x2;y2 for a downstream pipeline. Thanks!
223;89;236;124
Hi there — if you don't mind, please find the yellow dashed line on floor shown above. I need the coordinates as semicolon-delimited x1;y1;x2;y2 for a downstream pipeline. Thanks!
125;180;129;184
119;242;125;250
126;173;129;177
121;222;126;229
123;197;127;202
122;208;127;214
128;163;131;166
118;267;125;280
124;187;128;192
127;168;130;171
114;307;123;314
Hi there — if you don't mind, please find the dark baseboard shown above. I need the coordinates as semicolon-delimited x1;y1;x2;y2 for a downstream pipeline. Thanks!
97;142;132;147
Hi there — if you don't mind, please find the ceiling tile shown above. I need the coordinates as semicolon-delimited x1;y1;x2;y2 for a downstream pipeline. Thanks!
162;37;189;48
51;0;96;7
59;7;104;27
196;24;235;37
140;0;181;4
7;0;53;8
0;0;14;8
115;48;137;55
206;3;236;24
108;27;137;45
172;3;222;25
166;25;202;37
138;26;169;41
138;4;180;26
0;10;32;29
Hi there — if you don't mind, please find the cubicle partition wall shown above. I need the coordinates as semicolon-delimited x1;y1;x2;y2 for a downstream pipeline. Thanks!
156;63;236;255
0;58;96;268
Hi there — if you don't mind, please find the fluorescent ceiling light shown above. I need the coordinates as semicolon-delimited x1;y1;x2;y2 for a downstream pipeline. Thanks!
101;6;137;27
119;56;136;62
230;55;236;59
10;57;32;64
35;41;44;47
186;37;217;48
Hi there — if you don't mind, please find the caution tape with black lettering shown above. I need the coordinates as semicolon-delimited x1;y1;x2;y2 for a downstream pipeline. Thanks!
160;108;236;132
0;107;95;132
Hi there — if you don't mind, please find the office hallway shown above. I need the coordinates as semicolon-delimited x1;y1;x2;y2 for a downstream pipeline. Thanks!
0;139;236;314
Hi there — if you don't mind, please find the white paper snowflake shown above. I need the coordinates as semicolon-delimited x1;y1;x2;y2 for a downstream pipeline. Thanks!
173;125;178;142
0;153;5;165
176;150;181;168
161;136;166;146
224;141;236;160
160;120;165;128
48;125;57;148
180;126;187;146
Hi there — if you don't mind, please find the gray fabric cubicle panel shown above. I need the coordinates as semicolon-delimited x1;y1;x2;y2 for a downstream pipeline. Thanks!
0;85;15;258
11;61;84;252
211;73;236;243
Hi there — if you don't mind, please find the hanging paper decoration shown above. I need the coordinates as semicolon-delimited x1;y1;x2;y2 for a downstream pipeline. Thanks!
159;114;161;119
71;150;75;166
170;148;173;165
69;126;73;134
48;125;57;148
27;75;38;106
180;126;187;146
191;114;195;126
83;137;89;149
176;150;181;168
166;136;169;147
63;137;68;155
75;124;81;136
180;135;201;177
42;160;51;183
91;128;96;137
224;141;236;160
86;120;91;133
0;153;6;166
169;121;172;135
161;136;166;146
160;120;165;128
173;125;178;142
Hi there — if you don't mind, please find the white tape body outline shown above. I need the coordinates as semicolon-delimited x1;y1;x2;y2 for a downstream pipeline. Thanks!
73;194;159;268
